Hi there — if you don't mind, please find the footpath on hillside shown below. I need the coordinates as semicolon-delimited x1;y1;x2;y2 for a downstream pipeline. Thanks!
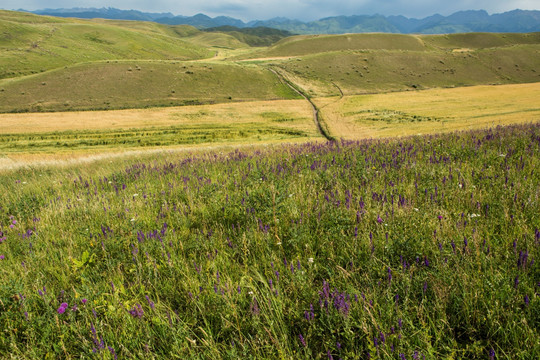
269;68;335;142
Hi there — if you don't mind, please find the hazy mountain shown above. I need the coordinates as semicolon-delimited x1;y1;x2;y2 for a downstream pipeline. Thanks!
27;8;540;34
31;7;174;21
156;13;245;28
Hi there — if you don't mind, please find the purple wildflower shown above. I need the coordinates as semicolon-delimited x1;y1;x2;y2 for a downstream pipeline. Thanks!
145;295;155;310
128;303;144;318
57;302;68;314
299;334;306;347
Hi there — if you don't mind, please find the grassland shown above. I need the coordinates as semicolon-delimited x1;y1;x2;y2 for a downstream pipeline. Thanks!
0;99;316;161
0;123;538;358
0;61;300;113
1;10;540;359
2;11;540;113
315;82;540;139
0;11;213;79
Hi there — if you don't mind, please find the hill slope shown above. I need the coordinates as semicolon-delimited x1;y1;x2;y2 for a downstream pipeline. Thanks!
246;32;540;96
0;61;301;112
0;11;212;79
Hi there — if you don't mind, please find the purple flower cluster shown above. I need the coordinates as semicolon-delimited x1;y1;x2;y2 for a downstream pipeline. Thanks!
57;302;68;314
319;281;351;316
128;303;144;318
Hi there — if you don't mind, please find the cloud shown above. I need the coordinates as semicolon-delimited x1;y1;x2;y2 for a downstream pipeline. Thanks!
1;0;539;21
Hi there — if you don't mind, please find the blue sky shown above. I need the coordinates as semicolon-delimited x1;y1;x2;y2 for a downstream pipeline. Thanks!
2;0;539;21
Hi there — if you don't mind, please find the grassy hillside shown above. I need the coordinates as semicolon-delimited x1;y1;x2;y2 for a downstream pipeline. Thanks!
1;10;539;114
262;33;427;57
184;32;249;49
203;26;295;47
422;32;540;49
271;44;540;96
0;11;212;79
0;61;300;112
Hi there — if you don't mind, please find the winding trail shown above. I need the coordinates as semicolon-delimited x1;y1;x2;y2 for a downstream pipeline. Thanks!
269;68;335;142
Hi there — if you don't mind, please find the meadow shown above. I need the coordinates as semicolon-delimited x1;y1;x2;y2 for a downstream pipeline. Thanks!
0;123;538;359
315;82;540;139
1;10;539;359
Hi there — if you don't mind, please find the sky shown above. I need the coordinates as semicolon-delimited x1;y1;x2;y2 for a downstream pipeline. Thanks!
2;0;539;21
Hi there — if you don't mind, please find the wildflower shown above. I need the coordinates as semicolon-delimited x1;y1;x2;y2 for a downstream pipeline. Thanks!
82;298;88;304
308;257;314;263
524;295;530;306
377;215;383;224
57;302;68;314
128;303;144;318
145;295;155;310
0;255;4;260
299;334;306;347
437;215;443;221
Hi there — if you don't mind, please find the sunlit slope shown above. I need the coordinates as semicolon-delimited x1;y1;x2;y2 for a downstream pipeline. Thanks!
256;32;540;57
184;32;249;49
0;61;301;112
251;32;540;96
422;32;540;49
0;10;212;79
272;45;540;96
261;33;428;57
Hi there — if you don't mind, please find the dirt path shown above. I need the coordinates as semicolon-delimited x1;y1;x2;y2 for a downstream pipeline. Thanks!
269;68;335;141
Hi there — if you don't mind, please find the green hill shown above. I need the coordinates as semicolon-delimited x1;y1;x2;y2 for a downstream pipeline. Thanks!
0;10;212;79
261;33;427;57
0;61;300;112
245;32;540;96
1;10;540;113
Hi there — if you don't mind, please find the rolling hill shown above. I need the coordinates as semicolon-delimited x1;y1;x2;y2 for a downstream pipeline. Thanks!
1;10;539;113
0;10;212;79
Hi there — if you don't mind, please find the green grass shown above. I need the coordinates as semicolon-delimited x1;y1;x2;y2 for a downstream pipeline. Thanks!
261;33;427;57
270;45;540;96
2;10;540;113
422;32;540;49
0;10;212;79
0;123;538;358
0;123;310;153
0;61;301;113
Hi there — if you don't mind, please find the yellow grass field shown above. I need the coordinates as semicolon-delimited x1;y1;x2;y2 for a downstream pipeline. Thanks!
316;82;540;139
0;99;318;169
0;99;314;134
2;83;539;170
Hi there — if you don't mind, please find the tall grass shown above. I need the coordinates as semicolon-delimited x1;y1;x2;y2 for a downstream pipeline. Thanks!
0;123;538;358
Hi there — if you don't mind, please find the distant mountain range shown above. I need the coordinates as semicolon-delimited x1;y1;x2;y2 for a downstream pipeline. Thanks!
27;8;540;34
